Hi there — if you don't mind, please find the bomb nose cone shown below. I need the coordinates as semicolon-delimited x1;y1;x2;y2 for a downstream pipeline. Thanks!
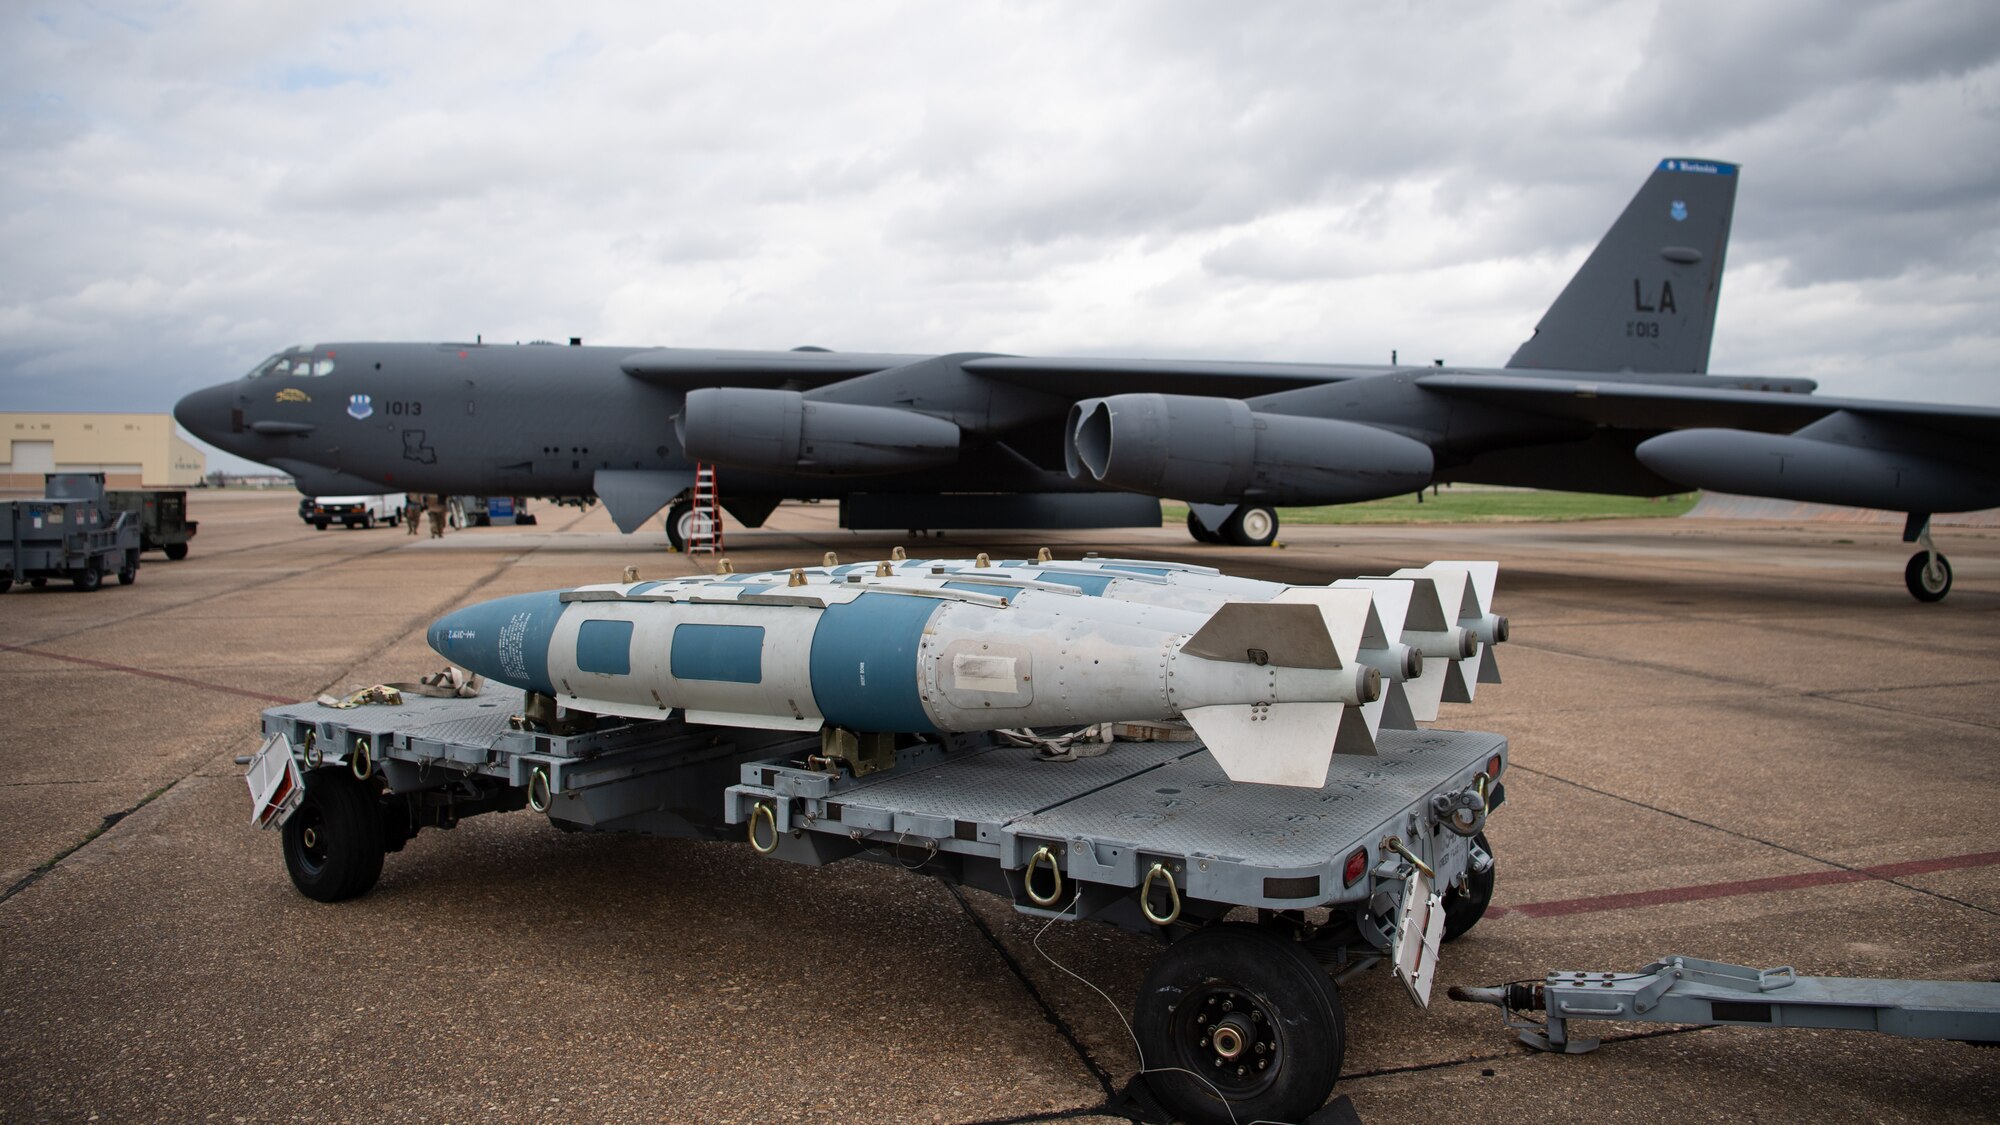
426;590;567;696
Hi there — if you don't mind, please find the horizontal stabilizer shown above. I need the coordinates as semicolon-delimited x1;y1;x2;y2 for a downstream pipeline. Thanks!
1185;702;1347;787
1182;601;1340;668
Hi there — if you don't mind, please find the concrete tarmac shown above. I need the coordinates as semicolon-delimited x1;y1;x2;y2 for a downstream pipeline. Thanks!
2;493;1995;1123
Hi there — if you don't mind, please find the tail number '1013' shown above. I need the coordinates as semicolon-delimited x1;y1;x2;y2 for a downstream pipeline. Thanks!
1626;321;1661;338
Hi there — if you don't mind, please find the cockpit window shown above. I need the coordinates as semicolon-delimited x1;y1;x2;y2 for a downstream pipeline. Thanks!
245;350;335;378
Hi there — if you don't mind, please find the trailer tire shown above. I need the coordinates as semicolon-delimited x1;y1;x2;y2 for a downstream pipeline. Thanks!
1442;831;1495;942
118;551;138;585
0;578;11;594
282;768;387;903
1135;923;1344;1125
73;567;102;592
164;542;189;561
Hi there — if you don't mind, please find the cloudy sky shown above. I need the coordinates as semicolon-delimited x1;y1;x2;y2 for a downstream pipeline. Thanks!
4;0;1997;470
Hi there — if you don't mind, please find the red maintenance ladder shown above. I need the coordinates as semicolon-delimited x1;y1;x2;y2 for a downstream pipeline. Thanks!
688;464;724;554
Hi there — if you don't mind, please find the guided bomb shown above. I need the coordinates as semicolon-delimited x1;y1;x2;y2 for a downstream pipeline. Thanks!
427;557;1503;787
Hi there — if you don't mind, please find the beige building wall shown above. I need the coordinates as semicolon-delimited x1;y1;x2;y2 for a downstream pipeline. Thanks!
1;413;207;491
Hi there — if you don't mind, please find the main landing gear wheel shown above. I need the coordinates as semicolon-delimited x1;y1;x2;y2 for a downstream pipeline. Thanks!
1222;505;1279;547
1186;512;1222;544
664;499;696;552
1442;831;1495;943
1905;551;1952;602
1134;923;1345;1125
282;768;387;903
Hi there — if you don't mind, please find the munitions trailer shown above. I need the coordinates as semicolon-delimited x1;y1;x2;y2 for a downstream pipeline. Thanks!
104;489;198;559
1;473;141;593
246;694;1506;1125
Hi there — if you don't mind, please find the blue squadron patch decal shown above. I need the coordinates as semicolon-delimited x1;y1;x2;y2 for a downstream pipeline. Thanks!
348;394;374;420
1671;200;1688;222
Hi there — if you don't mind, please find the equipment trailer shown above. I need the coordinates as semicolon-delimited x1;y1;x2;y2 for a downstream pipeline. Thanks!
247;693;1508;1125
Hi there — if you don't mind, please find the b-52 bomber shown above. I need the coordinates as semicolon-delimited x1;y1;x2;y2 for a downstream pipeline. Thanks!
176;158;2000;601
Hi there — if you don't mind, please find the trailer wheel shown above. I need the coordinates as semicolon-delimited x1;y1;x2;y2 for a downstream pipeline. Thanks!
1442;831;1495;942
73;567;102;592
282;768;387;903
1135;923;1344;1125
0;578;11;594
118;552;138;585
164;542;190;561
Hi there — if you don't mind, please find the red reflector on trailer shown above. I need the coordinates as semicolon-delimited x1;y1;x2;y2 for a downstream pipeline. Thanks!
1486;755;1502;778
1343;847;1369;887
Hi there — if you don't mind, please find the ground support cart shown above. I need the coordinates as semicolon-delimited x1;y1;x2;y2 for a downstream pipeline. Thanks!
105;489;198;559
1;474;140;593
247;694;1508;1125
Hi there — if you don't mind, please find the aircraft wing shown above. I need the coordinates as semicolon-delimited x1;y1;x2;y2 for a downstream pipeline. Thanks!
624;347;1379;398
620;347;927;390
1417;373;2000;442
964;356;1382;398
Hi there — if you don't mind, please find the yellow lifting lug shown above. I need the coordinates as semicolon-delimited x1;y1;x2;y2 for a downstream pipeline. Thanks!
748;801;780;854
1024;845;1065;907
1141;862;1182;925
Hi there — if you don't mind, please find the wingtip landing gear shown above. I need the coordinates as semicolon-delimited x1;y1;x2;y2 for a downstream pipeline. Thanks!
1902;513;1952;603
1185;503;1280;547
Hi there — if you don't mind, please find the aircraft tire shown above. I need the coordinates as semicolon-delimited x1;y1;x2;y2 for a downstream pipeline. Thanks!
164;542;189;561
665;499;694;552
1135;923;1344;1125
1222;505;1279;547
1905;551;1952;602
1441;831;1494;942
1186;511;1222;544
73;566;102;592
282;768;387;903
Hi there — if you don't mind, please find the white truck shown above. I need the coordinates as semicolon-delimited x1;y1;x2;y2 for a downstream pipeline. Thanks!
305;494;403;530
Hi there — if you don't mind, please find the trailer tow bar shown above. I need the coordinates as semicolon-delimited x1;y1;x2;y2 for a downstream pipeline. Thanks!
1450;954;2000;1054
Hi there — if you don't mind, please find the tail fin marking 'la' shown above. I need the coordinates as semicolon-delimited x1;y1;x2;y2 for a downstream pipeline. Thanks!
1506;158;1738;375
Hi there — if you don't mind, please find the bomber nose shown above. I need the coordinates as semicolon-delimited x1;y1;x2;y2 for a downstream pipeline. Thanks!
174;383;240;444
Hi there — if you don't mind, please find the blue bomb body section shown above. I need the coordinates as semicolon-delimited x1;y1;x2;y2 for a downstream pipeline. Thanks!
575;619;633;675
427;590;563;697
808;593;941;732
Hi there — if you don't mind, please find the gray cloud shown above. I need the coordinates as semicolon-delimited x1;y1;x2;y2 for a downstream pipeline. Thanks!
1;0;1995;444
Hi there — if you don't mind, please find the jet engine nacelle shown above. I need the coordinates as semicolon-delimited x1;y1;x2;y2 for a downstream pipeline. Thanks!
678;387;960;475
1065;393;1435;504
1636;427;2000;513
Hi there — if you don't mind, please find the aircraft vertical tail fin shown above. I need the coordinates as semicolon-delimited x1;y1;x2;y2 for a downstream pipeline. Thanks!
1506;158;1738;375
